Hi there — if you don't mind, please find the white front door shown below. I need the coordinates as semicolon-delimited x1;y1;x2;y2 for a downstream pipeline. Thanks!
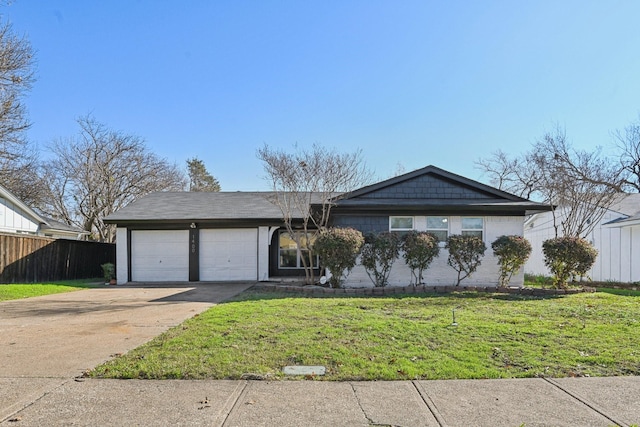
200;229;258;281
131;230;189;281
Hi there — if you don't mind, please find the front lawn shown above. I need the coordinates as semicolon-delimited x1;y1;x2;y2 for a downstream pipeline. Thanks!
92;288;640;381
0;279;100;301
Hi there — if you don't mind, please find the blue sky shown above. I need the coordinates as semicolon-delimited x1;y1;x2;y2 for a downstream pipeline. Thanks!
5;1;640;191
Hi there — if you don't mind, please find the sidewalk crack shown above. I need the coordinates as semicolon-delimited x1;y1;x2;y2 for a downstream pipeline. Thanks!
0;378;70;423
411;381;448;427
218;380;248;427
349;382;378;425
543;377;628;427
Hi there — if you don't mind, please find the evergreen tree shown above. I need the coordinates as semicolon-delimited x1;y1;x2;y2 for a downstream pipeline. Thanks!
187;157;221;192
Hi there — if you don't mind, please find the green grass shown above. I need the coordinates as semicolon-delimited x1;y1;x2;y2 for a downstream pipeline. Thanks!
0;279;100;301
92;288;640;381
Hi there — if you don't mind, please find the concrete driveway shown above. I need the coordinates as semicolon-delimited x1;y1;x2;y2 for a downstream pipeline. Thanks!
0;283;254;378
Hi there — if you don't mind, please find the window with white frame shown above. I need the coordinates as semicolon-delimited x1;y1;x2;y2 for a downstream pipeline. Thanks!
426;216;448;242
461;217;483;239
389;216;414;232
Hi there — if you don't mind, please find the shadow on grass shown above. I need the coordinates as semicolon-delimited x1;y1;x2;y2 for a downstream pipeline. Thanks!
223;287;567;304
0;278;104;288
597;287;640;297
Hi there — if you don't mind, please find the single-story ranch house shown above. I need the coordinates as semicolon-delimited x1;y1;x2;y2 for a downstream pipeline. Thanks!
104;165;550;286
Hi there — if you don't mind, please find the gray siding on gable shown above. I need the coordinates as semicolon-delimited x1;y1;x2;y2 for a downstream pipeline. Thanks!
358;174;494;200
330;215;389;234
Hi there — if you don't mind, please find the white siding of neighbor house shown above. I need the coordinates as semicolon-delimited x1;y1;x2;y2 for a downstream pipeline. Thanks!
0;197;39;234
524;209;640;283
341;216;525;288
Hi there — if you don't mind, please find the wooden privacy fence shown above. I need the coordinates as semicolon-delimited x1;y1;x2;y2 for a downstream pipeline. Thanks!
0;233;115;283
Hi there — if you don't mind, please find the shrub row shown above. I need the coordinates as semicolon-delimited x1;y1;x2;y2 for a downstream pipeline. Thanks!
313;228;597;289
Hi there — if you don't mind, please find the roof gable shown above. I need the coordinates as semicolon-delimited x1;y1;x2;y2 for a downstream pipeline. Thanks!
340;165;527;202
0;183;44;226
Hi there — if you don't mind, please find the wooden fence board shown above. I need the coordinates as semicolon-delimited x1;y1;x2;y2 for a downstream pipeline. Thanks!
0;233;115;283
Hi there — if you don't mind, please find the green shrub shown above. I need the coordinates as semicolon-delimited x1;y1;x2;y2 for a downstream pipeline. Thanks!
313;227;365;288
445;234;486;286
492;235;532;287
542;237;598;289
101;263;115;282
360;232;401;287
401;231;440;285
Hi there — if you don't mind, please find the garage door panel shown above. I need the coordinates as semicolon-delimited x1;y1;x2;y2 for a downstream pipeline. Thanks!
200;229;257;281
131;230;188;282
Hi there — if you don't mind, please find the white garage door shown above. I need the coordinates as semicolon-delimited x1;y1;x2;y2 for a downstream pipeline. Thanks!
131;230;189;282
200;229;257;281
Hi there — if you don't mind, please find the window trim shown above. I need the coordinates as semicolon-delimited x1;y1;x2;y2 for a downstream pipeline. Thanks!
389;216;414;232
461;217;484;240
426;216;449;244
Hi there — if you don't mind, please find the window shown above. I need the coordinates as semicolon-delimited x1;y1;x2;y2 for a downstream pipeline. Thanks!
426;216;448;242
461;217;483;239
389;216;414;231
278;231;319;269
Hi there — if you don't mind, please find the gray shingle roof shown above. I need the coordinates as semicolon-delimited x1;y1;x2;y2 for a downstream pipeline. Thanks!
608;193;640;217
41;217;88;234
104;165;554;224
104;192;284;222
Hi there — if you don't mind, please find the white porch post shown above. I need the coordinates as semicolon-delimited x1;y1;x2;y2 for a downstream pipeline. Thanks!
257;226;270;281
115;227;128;284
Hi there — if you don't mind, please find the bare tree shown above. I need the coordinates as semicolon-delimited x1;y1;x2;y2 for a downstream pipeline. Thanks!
533;129;621;237
0;19;42;204
0;145;45;206
475;150;543;199
614;116;640;192
40;115;186;242
257;143;372;284
476;126;622;238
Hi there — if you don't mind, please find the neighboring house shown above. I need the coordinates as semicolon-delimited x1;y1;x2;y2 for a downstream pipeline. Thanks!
0;183;87;240
104;165;550;286
524;193;640;283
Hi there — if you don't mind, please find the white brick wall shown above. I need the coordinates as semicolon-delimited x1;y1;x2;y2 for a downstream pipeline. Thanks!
341;216;525;288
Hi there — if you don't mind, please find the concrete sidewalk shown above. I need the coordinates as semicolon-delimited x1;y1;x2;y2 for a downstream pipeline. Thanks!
1;377;639;426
